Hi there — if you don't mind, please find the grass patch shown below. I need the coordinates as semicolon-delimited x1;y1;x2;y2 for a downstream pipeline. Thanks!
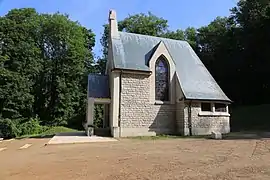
125;134;210;140
127;135;180;140
17;126;80;139
125;132;267;141
124;132;266;141
41;126;78;135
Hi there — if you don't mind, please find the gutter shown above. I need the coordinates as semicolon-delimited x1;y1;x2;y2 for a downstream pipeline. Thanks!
118;70;123;137
111;68;152;75
184;98;232;104
188;100;192;136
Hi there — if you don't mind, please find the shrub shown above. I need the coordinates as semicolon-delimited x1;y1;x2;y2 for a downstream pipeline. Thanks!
0;117;78;139
0;119;20;139
19;117;45;136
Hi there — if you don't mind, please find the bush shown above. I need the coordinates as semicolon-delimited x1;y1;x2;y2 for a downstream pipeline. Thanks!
19;117;46;136
0;119;20;139
0;117;78;139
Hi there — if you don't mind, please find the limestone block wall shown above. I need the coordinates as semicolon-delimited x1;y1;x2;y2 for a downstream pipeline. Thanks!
184;102;230;135
175;101;185;135
175;75;186;135
120;73;175;137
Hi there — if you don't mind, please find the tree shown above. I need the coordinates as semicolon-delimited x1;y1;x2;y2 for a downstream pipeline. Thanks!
0;8;95;128
34;13;95;126
118;12;169;36
229;0;270;104
184;27;197;50
162;29;185;40
97;24;109;74
0;8;40;120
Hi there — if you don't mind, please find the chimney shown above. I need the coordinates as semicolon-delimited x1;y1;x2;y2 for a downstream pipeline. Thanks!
109;9;119;39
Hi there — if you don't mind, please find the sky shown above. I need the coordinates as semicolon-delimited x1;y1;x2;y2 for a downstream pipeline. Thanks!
0;0;238;58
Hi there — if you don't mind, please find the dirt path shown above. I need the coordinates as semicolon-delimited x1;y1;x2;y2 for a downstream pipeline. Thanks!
1;138;270;180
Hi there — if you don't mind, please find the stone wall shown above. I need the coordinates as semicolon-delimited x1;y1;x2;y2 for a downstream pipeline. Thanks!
116;72;230;137
120;73;176;137
183;102;230;135
175;101;185;135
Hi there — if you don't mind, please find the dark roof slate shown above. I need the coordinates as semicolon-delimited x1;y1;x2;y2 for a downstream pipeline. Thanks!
88;74;110;98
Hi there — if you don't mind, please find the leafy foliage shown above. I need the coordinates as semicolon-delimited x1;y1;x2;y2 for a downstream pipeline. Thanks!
0;118;20;138
119;12;168;36
0;8;95;136
197;0;270;105
94;104;104;128
19;117;46;136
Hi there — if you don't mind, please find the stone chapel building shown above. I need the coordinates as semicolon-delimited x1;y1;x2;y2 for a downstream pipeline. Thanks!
85;10;231;137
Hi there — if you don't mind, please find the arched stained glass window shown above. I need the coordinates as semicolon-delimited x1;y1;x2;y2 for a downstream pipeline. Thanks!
155;56;169;101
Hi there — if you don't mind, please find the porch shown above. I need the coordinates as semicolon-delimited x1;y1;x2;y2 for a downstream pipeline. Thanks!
83;74;111;137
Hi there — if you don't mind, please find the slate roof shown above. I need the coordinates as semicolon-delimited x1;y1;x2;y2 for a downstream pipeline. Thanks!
88;74;110;98
111;32;231;102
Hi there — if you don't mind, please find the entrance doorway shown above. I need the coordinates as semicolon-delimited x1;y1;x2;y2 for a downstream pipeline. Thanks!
93;103;110;136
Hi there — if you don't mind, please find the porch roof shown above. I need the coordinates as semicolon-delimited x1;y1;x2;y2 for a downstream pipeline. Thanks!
88;74;110;99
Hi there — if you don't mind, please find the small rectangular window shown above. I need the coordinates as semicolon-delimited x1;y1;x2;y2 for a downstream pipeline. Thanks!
215;103;227;112
201;103;211;111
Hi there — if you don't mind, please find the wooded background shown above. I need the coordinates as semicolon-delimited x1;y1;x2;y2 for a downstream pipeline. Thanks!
0;0;269;137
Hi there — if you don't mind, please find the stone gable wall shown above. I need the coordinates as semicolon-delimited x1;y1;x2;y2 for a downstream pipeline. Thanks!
120;73;176;136
117;73;230;137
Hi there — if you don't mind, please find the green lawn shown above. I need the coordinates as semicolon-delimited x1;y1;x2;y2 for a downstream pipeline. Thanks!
18;126;80;139
125;134;212;140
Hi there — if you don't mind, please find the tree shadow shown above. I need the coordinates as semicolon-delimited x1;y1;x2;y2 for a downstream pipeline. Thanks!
52;131;85;136
15;134;55;140
219;131;270;140
94;128;111;137
148;104;177;136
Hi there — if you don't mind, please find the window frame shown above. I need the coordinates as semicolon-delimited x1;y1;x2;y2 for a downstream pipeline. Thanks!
214;103;227;112
201;103;212;112
199;102;229;116
154;56;170;102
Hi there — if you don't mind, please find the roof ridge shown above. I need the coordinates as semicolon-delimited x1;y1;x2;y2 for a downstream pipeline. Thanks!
119;31;187;43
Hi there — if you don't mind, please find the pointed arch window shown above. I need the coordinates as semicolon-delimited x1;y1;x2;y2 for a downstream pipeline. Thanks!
155;56;169;101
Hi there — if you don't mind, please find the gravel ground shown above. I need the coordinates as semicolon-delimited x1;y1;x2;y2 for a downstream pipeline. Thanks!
1;137;270;180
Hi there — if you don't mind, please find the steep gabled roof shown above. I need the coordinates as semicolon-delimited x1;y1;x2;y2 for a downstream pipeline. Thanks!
111;32;231;102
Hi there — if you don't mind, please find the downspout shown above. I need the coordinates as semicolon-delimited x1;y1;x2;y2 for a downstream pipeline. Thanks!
118;70;123;137
188;100;192;136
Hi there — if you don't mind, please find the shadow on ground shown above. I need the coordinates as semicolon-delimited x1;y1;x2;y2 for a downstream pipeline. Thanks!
12;131;270;141
55;132;85;136
127;131;270;141
219;131;270;140
15;134;55;140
